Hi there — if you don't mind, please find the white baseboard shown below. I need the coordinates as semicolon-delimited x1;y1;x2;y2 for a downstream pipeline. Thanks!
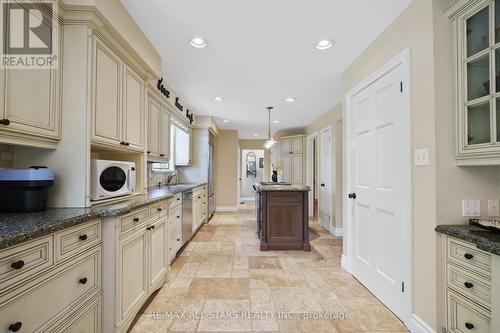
407;314;436;333
332;227;343;237
341;255;351;273
215;206;238;212
240;197;255;202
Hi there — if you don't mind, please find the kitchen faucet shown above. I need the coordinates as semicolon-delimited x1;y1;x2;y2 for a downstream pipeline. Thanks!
167;168;183;185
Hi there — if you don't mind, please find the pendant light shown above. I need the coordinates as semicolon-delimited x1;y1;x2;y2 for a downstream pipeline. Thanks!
263;106;276;149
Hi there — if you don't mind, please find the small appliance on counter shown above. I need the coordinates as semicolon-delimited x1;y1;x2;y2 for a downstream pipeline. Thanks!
91;159;136;201
0;167;55;213
469;218;500;232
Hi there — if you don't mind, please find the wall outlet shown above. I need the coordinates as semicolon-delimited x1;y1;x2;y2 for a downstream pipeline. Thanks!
414;148;429;166
462;199;480;217
488;200;500;217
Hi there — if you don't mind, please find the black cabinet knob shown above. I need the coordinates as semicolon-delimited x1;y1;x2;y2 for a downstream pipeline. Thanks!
125;142;130;146
465;322;474;330
79;277;88;285
348;193;357;199
177;198;180;201
320;184;325;187
150;225;155;229
464;253;474;260
79;234;88;241
8;322;22;332
176;216;180;218
120;141;126;145
0;118;10;126
157;208;162;212
133;218;140;222
464;282;474;289
146;226;151;230
160;154;165;157
176;238;180;241
11;260;25;270
147;151;151;154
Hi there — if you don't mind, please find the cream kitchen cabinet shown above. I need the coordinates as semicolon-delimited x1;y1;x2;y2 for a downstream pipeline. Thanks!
147;90;170;161
192;185;207;233
102;202;169;333
92;36;144;152
279;135;305;184
0;20;62;148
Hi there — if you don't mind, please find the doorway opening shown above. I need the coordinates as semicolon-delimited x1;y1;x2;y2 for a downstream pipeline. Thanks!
240;149;265;203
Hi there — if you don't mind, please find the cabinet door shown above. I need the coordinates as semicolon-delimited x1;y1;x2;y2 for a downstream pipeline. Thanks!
291;154;303;184
149;219;166;289
119;229;148;320
280;155;291;183
280;139;291;155
147;96;160;158
92;37;122;146
192;196;199;233
291;138;303;154
123;65;144;151
159;108;170;160
169;222;181;262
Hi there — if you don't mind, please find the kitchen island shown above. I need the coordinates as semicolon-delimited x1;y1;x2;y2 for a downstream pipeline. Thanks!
254;183;311;251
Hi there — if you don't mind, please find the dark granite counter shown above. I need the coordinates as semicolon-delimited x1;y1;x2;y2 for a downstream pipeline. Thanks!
0;183;206;250
254;183;310;192
435;224;500;256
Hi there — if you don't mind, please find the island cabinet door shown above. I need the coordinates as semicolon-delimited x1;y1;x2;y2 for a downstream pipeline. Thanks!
266;192;303;244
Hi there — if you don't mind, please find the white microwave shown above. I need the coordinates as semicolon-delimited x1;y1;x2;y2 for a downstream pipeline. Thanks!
91;159;136;201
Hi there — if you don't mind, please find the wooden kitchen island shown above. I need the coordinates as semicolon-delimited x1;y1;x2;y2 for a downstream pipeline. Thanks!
255;183;311;251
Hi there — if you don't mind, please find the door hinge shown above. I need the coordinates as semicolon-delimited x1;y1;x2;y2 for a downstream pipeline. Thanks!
400;82;403;93
401;281;405;293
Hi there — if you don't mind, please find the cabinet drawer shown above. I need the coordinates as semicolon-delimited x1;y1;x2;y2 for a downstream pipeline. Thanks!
0;248;100;333
446;263;491;309
55;220;101;263
169;193;182;208
446;238;491;277
150;201;168;221
121;208;149;234
0;236;53;292
446;290;490;333
169;205;182;230
54;296;101;333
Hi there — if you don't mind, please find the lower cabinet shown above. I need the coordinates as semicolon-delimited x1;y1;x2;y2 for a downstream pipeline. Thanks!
102;202;169;333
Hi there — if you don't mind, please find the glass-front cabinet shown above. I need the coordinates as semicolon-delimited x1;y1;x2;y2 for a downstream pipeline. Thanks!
446;0;500;165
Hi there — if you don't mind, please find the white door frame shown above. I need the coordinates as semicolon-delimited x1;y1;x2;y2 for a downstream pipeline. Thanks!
343;48;412;325
319;125;334;234
306;132;319;218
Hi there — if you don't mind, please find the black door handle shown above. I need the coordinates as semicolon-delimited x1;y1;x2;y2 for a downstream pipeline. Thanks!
348;193;357;199
8;322;22;332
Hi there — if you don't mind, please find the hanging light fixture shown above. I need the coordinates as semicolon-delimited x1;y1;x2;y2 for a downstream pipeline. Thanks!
263;106;277;149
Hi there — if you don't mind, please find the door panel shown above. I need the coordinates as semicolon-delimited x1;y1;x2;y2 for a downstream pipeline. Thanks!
350;64;407;320
148;97;160;157
291;154;303;184
319;129;332;230
280;139;291;155
280;155;291;183
123;65;144;150
149;220;166;288
93;38;122;145
159;108;170;159
291;138;303;154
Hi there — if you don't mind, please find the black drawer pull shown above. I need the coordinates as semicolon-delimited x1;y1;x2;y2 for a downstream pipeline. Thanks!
150;225;155;230
147;151;151;154
0;119;10;126
465;322;474;330
464;253;474;260
125;142;130;146
79;234;88;241
120;141;126;145
348;193;357;199
157;208;162;212
177;198;180;201
79;277;88;285
176;215;180;218
464;282;474;289
133;218;140;222
11;260;25;270
146;226;151;230
176;238;180;241
160;154;165;157
8;322;22;332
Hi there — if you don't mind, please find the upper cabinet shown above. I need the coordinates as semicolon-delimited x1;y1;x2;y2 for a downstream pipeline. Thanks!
147;89;170;162
91;35;144;152
278;135;305;184
0;18;62;148
447;0;500;165
173;123;191;166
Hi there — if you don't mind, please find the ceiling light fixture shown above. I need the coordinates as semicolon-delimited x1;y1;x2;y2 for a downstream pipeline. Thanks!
253;134;259;137
285;97;296;103
223;119;229;123
190;37;207;48
273;120;280;124
213;96;224;102
316;39;334;50
263;107;277;149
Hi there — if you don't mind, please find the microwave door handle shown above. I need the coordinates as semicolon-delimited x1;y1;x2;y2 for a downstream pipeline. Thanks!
127;168;131;189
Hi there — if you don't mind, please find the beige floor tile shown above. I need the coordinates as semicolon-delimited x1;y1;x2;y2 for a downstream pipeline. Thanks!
186;278;251;300
249;257;283;269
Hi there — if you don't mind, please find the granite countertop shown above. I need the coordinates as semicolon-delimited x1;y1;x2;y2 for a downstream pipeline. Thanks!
435;224;500;256
0;183;206;250
254;183;310;192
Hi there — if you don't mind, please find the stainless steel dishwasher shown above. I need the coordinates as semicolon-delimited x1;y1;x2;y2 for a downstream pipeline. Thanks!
182;190;193;246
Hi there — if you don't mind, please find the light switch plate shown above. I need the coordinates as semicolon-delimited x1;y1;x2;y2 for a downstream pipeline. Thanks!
488;200;500;217
414;149;429;166
462;199;480;217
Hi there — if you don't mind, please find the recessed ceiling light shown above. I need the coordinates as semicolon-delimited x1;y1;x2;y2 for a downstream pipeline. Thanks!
223;119;229;123
273;120;280;124
316;39;334;50
213;96;224;102
253;134;259;137
190;37;207;48
285;97;296;103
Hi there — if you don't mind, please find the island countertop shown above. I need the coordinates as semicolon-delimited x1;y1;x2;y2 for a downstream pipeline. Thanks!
254;183;311;192
0;183;206;250
435;224;500;256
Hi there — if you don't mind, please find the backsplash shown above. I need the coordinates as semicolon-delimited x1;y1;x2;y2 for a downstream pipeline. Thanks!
0;144;13;168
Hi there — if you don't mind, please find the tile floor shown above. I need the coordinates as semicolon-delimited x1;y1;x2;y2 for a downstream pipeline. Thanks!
129;204;409;332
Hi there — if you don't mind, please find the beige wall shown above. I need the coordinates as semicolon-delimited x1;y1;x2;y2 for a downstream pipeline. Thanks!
305;103;343;229
215;130;239;208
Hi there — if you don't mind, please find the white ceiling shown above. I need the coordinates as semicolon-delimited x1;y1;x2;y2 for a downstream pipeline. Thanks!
121;0;412;139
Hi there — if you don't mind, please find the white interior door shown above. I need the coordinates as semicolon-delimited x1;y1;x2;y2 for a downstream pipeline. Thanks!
348;61;409;321
319;128;332;231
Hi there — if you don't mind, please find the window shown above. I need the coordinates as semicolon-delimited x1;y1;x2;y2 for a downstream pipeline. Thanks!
151;162;170;172
171;121;190;166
